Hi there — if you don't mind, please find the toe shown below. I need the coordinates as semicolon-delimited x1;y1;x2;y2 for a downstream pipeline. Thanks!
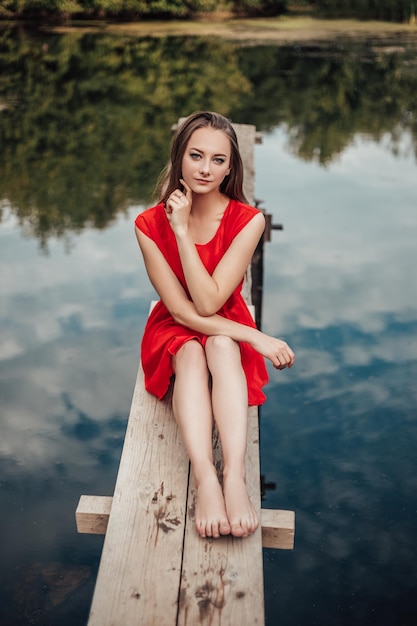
197;521;206;538
205;522;213;538
211;522;220;539
230;522;245;538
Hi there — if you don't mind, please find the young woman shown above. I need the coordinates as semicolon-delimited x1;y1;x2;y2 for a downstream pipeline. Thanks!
135;111;295;540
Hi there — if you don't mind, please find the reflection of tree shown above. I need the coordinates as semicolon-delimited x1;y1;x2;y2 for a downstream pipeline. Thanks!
235;41;417;164
0;27;250;248
1;28;417;247
314;0;416;22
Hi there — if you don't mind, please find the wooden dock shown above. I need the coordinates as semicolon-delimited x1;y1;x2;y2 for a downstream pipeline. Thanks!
76;121;295;626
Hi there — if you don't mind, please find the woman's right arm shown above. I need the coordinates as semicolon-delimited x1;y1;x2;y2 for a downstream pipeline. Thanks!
135;227;295;370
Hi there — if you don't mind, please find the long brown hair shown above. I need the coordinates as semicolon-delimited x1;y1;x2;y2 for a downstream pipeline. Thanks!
157;111;248;204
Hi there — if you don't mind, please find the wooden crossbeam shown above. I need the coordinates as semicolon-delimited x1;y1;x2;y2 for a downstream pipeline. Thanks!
76;495;295;550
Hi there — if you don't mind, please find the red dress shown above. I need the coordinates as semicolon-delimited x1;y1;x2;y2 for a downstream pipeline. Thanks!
135;198;269;406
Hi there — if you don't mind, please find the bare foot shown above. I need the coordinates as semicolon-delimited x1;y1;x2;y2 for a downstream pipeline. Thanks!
195;470;231;539
223;471;258;538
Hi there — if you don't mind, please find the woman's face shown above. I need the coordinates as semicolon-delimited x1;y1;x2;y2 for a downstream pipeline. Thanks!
181;127;231;195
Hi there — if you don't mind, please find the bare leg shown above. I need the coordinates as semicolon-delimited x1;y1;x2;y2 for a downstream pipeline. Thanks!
172;340;230;539
205;336;259;538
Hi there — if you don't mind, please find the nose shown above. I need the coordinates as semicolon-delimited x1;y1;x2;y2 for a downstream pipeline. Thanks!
199;158;210;176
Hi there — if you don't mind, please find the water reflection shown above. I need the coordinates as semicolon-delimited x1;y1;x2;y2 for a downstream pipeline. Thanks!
1;25;417;626
0;206;152;624
0;207;149;471
257;129;417;625
1;27;416;248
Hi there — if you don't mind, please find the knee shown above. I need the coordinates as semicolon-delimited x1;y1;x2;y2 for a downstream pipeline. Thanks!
173;340;207;373
206;335;236;351
205;335;240;365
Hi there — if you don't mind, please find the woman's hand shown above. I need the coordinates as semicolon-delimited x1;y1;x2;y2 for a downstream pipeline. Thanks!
251;331;295;370
165;179;192;236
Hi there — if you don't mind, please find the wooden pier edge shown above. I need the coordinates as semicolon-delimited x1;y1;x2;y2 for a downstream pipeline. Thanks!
76;494;295;550
78;121;295;626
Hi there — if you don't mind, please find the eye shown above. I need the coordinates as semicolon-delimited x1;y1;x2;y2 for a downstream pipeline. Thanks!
213;157;225;164
190;152;201;160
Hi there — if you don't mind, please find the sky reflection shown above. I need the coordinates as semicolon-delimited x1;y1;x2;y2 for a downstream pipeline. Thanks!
0;206;151;482
257;127;417;624
1;124;416;625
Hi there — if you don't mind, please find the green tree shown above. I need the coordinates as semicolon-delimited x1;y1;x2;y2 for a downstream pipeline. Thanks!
232;0;287;16
0;0;218;18
313;0;416;22
234;42;417;163
1;30;416;249
0;27;251;248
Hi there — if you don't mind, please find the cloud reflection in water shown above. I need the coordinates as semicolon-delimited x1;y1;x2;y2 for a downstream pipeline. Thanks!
0;127;416;625
257;127;417;625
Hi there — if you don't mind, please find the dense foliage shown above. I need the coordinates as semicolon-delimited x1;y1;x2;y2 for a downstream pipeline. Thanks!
0;0;288;19
236;42;417;162
313;0;417;22
232;0;288;17
1;0;416;20
1;27;416;248
0;29;251;247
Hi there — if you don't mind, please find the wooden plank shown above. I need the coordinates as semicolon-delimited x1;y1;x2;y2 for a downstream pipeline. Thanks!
76;495;112;535
76;496;295;550
80;120;295;626
234;123;259;304
261;509;295;550
234;123;258;206
177;406;264;625
87;368;190;626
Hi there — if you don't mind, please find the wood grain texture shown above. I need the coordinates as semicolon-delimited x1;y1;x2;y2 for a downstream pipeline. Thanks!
178;406;264;625
76;495;295;550
88;369;190;626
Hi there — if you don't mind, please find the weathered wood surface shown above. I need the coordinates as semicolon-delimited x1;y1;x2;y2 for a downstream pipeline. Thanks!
236;123;258;305
80;122;295;626
76;495;295;550
87;371;190;626
261;509;295;550
85;367;277;625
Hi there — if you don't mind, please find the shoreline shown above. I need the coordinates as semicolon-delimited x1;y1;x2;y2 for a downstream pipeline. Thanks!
1;16;416;43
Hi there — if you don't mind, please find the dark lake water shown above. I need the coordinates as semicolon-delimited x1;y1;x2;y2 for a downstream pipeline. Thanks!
1;24;417;625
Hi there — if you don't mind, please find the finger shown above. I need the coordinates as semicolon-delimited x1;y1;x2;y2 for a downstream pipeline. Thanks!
274;352;292;370
167;195;182;211
276;352;287;368
283;352;294;368
180;178;192;199
273;358;285;370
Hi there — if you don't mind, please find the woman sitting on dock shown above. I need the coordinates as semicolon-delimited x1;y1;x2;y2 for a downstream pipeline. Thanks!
135;111;295;540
